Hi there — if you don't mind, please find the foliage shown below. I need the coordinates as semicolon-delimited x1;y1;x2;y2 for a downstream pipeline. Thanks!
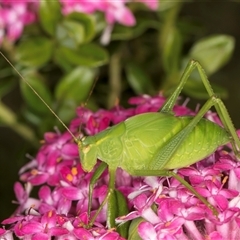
0;0;235;141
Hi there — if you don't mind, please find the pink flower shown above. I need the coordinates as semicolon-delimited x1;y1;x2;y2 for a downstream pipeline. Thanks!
2;94;240;239
96;0;136;26
0;1;38;43
0;228;13;240
13;182;40;215
60;0;158;27
137;0;159;10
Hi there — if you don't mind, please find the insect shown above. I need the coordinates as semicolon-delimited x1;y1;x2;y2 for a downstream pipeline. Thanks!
2;52;240;228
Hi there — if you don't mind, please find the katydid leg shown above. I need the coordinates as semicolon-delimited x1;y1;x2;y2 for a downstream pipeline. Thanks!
160;60;197;114
212;99;240;157
89;168;116;227
195;62;240;156
161;60;240;157
133;169;218;216
88;162;108;216
160;60;215;113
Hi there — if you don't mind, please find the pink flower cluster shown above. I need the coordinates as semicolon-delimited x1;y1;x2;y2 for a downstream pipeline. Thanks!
60;0;158;26
1;94;240;239
0;1;38;44
0;0;158;45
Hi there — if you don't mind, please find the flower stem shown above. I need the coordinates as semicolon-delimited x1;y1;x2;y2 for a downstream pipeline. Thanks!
108;52;121;108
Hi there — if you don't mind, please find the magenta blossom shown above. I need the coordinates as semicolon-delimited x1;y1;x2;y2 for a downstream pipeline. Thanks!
0;0;159;45
60;0;159;44
0;1;38;44
2;94;240;239
60;0;159;26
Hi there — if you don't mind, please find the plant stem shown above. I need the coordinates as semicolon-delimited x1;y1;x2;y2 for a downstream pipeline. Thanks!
108;52;121;109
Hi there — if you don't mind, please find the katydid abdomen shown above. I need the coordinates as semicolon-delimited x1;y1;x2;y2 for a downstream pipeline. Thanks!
80;112;229;174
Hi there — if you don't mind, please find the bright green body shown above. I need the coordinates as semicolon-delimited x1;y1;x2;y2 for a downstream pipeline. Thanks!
80;112;229;174
5;50;240;226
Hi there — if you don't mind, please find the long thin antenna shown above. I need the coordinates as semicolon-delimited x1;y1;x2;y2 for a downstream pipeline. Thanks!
0;51;78;142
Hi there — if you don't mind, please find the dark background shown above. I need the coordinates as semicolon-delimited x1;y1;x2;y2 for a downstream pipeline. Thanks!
1;1;240;222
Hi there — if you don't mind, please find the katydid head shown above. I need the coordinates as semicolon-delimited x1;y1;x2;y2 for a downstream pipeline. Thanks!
78;136;98;172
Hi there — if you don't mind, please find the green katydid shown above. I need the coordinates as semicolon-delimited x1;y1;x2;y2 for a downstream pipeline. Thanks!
2;52;240;228
82;60;240;226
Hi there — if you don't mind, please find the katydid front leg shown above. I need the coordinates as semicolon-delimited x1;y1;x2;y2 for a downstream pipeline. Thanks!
88;166;116;228
88;162;108;217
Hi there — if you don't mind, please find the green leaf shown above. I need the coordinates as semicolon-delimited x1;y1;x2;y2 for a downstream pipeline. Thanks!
115;190;130;238
65;12;95;43
0;78;15;98
57;44;109;67
16;37;53;67
128;218;145;240
53;47;74;72
108;191;118;228
125;62;154;94
111;18;158;41
54;66;96;123
189;35;235;75
57;20;85;47
20;72;52;114
55;66;96;103
160;26;182;74
39;0;62;35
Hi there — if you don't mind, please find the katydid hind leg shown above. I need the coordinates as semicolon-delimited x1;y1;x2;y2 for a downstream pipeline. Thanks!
160;60;197;114
160;60;213;113
160;59;240;158
195;62;240;157
133;169;218;216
